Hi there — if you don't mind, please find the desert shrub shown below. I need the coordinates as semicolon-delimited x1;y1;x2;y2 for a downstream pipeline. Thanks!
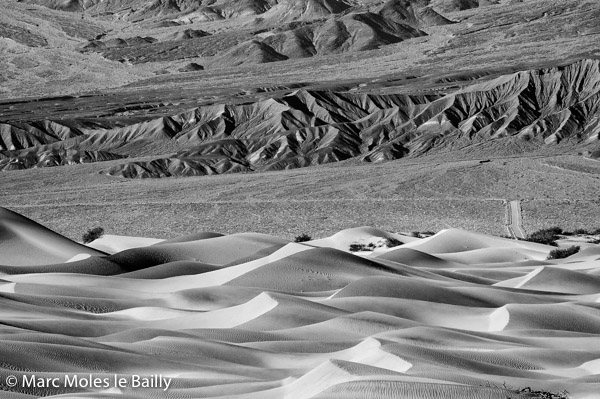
547;246;580;260
349;243;370;252
294;233;312;242
572;228;589;235
411;231;435;238
516;387;569;398
525;228;562;246
386;237;403;247
547;226;564;234
350;238;403;251
82;227;104;244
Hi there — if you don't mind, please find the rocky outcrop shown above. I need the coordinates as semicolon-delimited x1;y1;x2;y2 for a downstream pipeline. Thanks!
82;36;158;51
207;40;288;67
166;29;211;41
177;62;205;72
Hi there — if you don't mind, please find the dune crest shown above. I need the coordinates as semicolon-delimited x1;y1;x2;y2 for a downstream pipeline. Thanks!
0;207;106;266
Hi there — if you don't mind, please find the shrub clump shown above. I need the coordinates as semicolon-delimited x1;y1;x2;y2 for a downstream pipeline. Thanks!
82;227;104;244
572;228;589;235
516;386;569;398
547;246;580;260
546;226;564;235
294;233;312;242
525;227;563;246
349;243;370;252
410;231;436;238
349;238;403;252
386;237;403;247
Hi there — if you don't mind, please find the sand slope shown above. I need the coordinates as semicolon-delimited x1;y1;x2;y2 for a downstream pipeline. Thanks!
1;210;600;398
0;207;106;266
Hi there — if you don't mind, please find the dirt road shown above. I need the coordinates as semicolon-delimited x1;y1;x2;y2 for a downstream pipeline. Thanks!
506;200;526;239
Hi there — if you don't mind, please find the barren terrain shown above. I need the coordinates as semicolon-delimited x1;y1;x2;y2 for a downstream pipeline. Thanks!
1;1;600;398
1;152;599;240
1;1;599;239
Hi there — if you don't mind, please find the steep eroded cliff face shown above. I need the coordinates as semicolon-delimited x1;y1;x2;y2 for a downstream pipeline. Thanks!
1;58;599;176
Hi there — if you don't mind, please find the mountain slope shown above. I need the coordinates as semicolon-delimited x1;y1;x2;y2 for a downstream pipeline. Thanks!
2;58;598;177
263;11;426;58
376;0;455;29
74;0;442;66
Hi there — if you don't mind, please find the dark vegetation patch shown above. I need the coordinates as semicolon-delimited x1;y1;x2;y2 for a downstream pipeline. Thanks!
385;237;403;247
411;231;436;238
294;233;312;242
547;246;580;260
349;237;403;252
523;225;600;246
515;386;570;399
572;228;589;235
82;226;104;244
349;243;374;252
524;227;563;246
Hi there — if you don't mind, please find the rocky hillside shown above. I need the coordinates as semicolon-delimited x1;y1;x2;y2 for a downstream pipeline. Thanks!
70;0;451;66
21;0;452;24
5;0;596;100
1;58;599;176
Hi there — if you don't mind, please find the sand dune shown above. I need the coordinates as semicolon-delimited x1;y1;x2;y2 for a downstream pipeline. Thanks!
1;209;600;398
0;207;105;266
403;228;553;255
309;226;416;251
494;266;600;294
86;234;165;254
